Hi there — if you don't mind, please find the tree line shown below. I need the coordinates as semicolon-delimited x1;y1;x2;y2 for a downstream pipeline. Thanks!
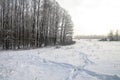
0;0;73;50
108;30;120;41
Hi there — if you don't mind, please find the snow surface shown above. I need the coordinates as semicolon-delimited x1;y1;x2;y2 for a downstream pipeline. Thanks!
0;39;120;80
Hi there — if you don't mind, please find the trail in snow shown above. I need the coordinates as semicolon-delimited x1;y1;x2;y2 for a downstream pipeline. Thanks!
0;39;120;80
78;52;94;68
0;54;120;80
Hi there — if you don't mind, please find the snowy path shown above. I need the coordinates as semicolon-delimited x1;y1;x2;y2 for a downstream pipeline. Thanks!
0;53;120;80
0;39;120;80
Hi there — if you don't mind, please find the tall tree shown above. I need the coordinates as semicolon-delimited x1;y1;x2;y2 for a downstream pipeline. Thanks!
0;0;74;50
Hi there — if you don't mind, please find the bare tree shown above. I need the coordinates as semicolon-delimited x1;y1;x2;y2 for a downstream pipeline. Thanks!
0;0;74;50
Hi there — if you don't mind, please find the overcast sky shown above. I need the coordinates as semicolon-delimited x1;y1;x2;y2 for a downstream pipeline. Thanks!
56;0;120;35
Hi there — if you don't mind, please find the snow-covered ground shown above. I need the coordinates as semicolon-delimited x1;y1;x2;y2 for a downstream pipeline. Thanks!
0;39;120;80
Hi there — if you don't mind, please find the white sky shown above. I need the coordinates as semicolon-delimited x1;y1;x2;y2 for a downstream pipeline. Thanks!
56;0;120;35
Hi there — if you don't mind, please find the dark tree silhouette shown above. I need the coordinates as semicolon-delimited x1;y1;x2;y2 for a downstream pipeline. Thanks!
0;0;74;50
